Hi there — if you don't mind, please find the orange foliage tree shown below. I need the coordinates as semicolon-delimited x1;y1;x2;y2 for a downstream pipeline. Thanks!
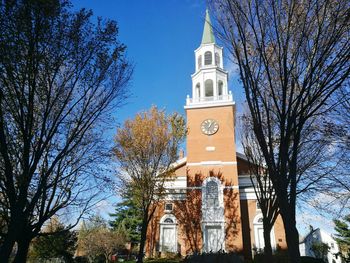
114;106;186;263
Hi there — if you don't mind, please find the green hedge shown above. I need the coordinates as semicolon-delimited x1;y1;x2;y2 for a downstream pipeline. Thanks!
183;252;244;263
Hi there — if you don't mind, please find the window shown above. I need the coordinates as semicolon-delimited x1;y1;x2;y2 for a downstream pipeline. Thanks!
164;218;174;223
215;52;220;66
206;180;219;207
204;51;212;65
205;79;213;97
256;201;261;210
196;83;201;98
160;215;177;252
218;81;223;96
198;55;202;69
165;203;173;212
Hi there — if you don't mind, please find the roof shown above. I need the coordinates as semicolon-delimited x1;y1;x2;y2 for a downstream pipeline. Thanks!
299;228;318;243
236;152;249;162
201;9;216;44
170;157;187;170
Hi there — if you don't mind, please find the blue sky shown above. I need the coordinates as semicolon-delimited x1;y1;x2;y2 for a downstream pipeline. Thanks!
71;0;336;235
72;0;244;125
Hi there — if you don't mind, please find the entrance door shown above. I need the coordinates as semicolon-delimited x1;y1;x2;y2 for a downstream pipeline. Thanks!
205;226;223;252
253;214;276;252
162;227;176;252
256;226;265;250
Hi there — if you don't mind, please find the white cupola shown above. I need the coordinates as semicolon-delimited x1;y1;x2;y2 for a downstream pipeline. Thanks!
185;9;233;109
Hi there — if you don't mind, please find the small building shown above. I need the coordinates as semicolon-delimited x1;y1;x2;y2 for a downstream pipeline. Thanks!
299;227;341;263
145;9;287;260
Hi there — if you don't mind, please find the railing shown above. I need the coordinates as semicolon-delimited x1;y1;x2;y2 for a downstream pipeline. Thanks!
186;91;233;106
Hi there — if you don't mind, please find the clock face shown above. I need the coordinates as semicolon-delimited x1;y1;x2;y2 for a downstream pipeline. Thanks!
201;119;219;135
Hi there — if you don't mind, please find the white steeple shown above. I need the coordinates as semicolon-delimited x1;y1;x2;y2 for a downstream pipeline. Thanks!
185;9;233;109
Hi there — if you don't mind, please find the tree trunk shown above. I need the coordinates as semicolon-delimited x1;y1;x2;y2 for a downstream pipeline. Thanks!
128;243;133;260
0;220;20;262
0;235;16;263
263;222;273;262
137;217;148;263
280;209;300;263
13;237;31;263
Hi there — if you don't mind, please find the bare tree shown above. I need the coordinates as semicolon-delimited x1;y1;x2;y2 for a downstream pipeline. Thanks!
241;99;337;260
241;114;279;260
210;0;350;261
323;84;350;206
114;106;186;263
0;0;132;262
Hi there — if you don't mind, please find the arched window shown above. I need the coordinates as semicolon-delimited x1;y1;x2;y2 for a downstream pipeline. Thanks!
195;83;201;98
206;181;219;207
160;215;177;253
198;55;202;69
204;51;212;65
218;81;223;96
205;79;213;97
215;52;220;66
164;218;174;223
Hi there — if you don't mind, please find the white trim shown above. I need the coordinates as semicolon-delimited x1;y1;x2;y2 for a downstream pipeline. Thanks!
170;157;187;169
160;214;177;224
194;43;223;53
239;187;258;200
162;185;239;201
201;177;225;252
163;175;187;189
206;146;216;152
191;67;229;79
238;175;257;187
202;177;224;208
159;214;178;253
164;185;239;191
202;222;226;252
164;176;187;181
224;185;239;189
163;194;186;201
187;161;237;166
184;101;235;110
253;214;263;225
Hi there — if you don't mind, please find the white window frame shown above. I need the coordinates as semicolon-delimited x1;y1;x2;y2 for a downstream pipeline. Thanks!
253;214;276;252
165;203;173;212
256;201;261;211
159;214;177;253
204;51;212;65
201;177;225;252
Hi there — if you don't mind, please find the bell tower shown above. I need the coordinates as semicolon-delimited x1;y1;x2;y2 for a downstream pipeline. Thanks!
184;9;237;171
186;9;233;108
184;9;243;253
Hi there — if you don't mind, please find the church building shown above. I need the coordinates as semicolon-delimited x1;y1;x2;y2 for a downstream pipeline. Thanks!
145;10;287;260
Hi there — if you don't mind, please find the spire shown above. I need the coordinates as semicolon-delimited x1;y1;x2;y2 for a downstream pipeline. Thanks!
201;9;216;44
